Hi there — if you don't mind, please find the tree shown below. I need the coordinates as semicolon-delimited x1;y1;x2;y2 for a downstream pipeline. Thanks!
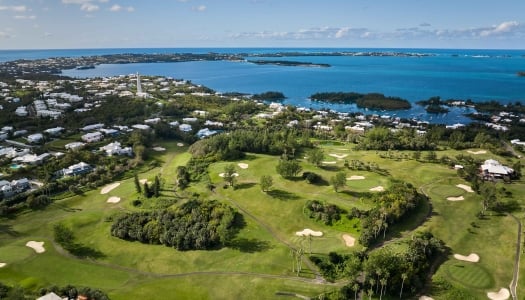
276;159;302;178
424;151;437;162
400;272;408;299
260;175;273;192
153;175;161;197
330;171;347;192
223;164;237;187
133;173;141;193
307;148;324;167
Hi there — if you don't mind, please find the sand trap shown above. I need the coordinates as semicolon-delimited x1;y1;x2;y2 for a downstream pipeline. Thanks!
0;263;6;268
177;142;184;147
152;146;166;151
107;196;121;203
487;288;510;300
237;163;249;169
370;186;385;192
419;296;434;300
347;175;365;180
295;229;323;237
342;234;355;247
454;253;480;263
101;182;120;194
26;241;45;253
456;184;474;193
322;161;337;164
467;150;487;155
218;172;239;177
329;153;348;159
447;196;465;201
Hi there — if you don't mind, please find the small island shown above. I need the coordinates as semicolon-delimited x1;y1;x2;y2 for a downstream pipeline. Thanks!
310;92;411;110
518;71;525;77
252;91;286;101
416;96;450;113
247;60;330;68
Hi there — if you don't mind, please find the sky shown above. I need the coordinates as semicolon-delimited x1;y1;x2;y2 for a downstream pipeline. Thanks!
0;0;524;49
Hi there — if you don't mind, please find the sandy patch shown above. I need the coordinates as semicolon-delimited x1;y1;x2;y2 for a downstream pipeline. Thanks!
487;288;510;300
139;179;152;185
456;184;474;193
370;186;385;192
295;229;323;237
329;153;348;159
26;241;45;253
219;172;239;178
419;296;434;300
0;263;6;268
342;234;355;247
454;253;480;263
347;175;365;180
152;146;166;152
107;196;121;203
467;150;487;155
101;182;120;194
447;196;465;201
177;142;184;147
322;161;337;164
237;163;249;169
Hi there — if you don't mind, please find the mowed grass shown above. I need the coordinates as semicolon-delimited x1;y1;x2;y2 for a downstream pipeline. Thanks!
1;140;523;299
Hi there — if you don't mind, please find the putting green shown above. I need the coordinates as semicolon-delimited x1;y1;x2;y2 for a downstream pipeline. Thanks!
444;261;494;289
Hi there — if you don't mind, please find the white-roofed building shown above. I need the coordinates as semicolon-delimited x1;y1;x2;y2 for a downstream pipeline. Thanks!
480;159;514;179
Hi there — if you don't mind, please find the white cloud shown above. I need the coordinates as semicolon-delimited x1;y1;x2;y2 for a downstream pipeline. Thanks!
192;5;206;12
0;5;28;12
109;4;122;12
0;31;12;39
81;3;99;12
14;15;36;20
127;6;135;12
480;21;520;37
62;0;92;4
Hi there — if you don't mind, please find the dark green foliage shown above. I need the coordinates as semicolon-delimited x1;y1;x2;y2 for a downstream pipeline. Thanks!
307;148;324;167
133;174;141;193
110;200;238;250
357;182;423;246
305;200;343;225
54;223;104;258
251;91;286;101
259;175;273;192
357;127;435;151
302;171;323;184
311;92;411;110
330;172;347;192
276;158;302;178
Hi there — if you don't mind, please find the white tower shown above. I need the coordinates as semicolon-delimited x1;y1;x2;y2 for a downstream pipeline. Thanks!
136;72;143;95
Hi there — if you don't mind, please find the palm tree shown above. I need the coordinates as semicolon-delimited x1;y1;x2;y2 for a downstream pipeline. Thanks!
400;273;408;299
352;282;359;300
379;277;387;300
367;288;373;300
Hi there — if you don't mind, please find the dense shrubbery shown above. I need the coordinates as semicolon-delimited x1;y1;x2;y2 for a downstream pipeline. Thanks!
305;200;343;225
0;281;109;300
111;200;239;250
315;231;446;298
311;92;411;110
356;182;424;247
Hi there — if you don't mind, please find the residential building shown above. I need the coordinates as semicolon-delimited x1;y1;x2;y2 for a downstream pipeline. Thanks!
81;132;103;143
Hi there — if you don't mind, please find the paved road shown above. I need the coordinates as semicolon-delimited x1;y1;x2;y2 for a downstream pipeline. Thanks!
509;214;522;300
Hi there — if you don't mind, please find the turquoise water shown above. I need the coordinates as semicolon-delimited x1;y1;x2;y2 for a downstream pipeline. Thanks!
3;48;525;123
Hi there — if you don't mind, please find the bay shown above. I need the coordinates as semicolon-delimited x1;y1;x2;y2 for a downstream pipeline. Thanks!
3;48;525;124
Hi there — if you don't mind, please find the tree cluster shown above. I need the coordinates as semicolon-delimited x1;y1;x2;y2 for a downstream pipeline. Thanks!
110;200;238;250
305;200;343;225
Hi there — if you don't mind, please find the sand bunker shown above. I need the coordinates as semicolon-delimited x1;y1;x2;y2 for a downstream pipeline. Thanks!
322;161;337;164
329;153;348;159
101;182;120;194
487;288;510;300
152;146;166;151
218;172;239;177
177;142;184;147
295;229;323;237
370;186;385;192
467;150;487;155
454;253;480;263
419;296;434;300
447;196;465;201
107;196;121;203
0;263;6;268
347;175;365;180
26;241;45;253
456;184;474;193
237;163;249;169
342;234;355;247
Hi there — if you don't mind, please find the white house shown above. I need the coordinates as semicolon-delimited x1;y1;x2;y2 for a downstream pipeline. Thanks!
99;142;133;156
45;127;64;136
81;123;104;131
81;132;103;143
481;159;514;179
27;133;44;143
179;124;192;132
65;142;85;151
60;162;93;177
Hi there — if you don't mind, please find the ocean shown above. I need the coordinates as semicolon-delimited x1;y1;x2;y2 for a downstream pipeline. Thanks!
2;48;525;124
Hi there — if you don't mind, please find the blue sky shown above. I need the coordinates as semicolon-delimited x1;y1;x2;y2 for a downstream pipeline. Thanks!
0;0;524;49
